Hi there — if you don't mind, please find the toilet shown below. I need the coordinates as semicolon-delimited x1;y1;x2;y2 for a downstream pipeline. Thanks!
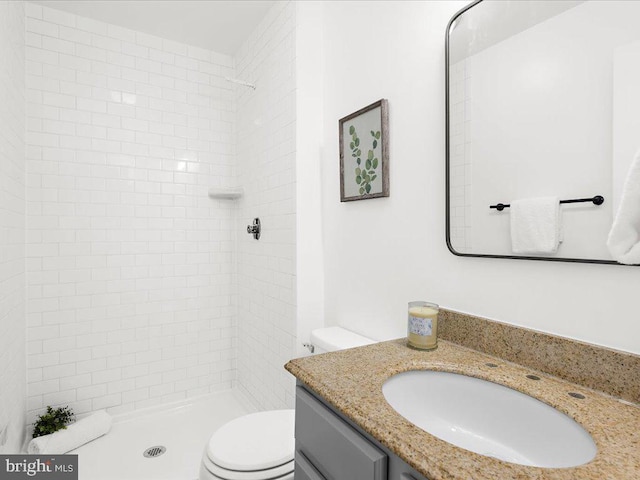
199;326;376;480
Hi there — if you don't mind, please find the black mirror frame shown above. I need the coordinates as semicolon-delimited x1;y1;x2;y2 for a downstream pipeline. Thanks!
444;0;625;266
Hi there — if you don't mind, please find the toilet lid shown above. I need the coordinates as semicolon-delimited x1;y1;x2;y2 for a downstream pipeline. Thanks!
207;410;295;471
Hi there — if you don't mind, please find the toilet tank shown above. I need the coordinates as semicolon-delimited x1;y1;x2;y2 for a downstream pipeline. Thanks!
310;326;376;354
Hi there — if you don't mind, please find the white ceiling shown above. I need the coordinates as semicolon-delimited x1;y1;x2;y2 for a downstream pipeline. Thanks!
33;0;276;55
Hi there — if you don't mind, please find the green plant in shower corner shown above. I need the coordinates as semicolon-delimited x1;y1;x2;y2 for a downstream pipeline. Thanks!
349;125;381;195
32;406;75;438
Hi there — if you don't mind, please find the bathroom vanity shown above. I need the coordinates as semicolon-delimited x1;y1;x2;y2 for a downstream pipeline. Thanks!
295;385;426;480
285;310;640;480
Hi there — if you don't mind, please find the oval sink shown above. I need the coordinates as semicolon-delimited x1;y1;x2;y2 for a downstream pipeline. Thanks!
382;370;597;468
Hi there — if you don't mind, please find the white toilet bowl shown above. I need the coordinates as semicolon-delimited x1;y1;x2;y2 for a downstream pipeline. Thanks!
199;327;375;480
199;410;295;480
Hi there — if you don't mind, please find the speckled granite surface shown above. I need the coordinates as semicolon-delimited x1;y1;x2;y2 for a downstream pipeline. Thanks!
285;339;640;480
438;309;640;404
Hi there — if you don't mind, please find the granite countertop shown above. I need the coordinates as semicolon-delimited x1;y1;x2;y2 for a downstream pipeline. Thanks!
285;339;640;480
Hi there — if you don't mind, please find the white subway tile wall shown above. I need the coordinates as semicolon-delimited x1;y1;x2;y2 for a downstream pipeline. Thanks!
25;3;239;422
0;0;26;452
235;2;298;410
448;60;472;252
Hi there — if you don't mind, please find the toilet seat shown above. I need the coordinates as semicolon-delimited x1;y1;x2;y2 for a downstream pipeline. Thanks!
199;464;294;480
202;456;294;480
200;410;295;480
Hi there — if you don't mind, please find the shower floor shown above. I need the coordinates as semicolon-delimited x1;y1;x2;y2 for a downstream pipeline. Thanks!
71;389;256;480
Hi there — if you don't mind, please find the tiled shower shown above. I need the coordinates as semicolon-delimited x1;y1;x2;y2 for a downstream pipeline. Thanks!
235;2;297;411
0;0;297;452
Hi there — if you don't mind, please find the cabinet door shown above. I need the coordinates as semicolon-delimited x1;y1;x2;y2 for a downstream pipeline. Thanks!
295;386;387;480
295;450;327;480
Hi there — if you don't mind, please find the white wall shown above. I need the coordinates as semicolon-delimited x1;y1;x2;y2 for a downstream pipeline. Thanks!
295;1;325;357
25;2;238;422
318;0;640;355
235;1;298;410
0;0;26;453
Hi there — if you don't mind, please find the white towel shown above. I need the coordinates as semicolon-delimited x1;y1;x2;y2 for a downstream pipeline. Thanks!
608;150;640;264
27;410;112;454
510;197;562;254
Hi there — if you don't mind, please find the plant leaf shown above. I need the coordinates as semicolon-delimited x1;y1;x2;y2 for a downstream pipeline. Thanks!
373;139;377;149
349;125;355;135
375;131;381;139
365;159;372;170
359;187;365;195
365;183;371;193
355;175;362;184
372;158;378;169
368;150;373;160
355;167;361;176
33;405;75;438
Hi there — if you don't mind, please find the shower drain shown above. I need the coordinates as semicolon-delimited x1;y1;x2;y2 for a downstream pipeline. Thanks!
143;446;166;458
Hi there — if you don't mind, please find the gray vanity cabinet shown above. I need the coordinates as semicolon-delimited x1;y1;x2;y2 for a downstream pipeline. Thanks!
295;386;387;480
295;384;430;480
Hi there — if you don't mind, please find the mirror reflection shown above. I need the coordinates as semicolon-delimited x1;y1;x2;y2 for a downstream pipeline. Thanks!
446;0;640;263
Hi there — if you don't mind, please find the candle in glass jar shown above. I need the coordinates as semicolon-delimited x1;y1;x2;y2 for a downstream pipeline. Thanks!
407;301;439;350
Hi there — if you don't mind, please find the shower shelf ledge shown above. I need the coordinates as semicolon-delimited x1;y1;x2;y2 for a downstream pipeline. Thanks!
208;187;244;200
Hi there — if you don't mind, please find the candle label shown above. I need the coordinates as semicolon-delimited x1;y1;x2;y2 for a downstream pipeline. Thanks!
409;315;432;336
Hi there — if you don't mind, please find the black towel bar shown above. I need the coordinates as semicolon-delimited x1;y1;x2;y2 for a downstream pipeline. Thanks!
490;195;604;212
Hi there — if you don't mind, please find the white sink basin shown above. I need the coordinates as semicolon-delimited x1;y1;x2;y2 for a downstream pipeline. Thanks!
382;370;597;468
